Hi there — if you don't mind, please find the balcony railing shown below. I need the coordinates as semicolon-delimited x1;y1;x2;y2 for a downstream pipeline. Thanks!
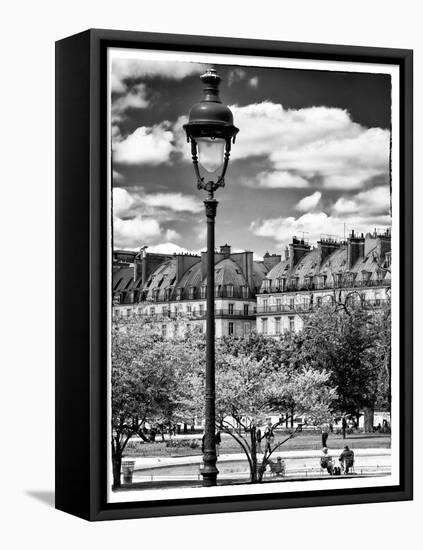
260;279;390;294
256;299;388;315
129;308;256;320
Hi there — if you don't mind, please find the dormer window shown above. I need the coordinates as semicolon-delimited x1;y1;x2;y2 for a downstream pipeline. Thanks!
188;286;195;299
316;274;327;290
262;279;271;293
242;285;249;299
361;271;371;285
334;273;343;287
214;285;221;297
176;287;182;301
153;288;160;302
200;286;207;299
289;277;298;290
226;284;234;298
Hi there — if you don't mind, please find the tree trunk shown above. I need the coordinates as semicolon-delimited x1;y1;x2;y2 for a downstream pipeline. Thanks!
112;451;122;489
363;407;374;433
290;406;294;428
250;427;258;483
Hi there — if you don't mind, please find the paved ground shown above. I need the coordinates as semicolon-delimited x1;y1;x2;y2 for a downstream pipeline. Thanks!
124;448;391;484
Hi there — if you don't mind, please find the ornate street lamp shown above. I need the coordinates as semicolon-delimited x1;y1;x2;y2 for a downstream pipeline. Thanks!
184;68;238;486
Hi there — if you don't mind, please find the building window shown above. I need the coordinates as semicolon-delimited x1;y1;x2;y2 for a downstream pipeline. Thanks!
153;288;160;301
228;322;234;336
162;306;168;316
150;307;155;316
262;318;268;334
244;323;251;336
263;279;271;292
215;285;221;297
161;324;167;338
275;317;281;334
187;305;192;314
316;296;322;307
263;298;269;312
242;285;249;298
226;284;234;298
288;316;295;332
228;303;234;315
243;304;249;316
188;286;195;299
289;297;295;310
199;304;204;315
176;287;182;300
200;286;206;299
276;298;282;311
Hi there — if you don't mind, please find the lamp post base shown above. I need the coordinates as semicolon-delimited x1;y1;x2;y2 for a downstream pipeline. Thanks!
201;463;219;487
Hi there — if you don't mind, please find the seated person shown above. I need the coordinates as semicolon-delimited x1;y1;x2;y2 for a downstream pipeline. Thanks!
339;445;355;474
268;456;285;476
320;447;334;474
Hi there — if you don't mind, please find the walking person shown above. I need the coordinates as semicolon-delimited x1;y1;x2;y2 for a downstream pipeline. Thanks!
321;422;330;448
215;431;221;457
342;415;348;439
256;427;262;453
264;422;274;455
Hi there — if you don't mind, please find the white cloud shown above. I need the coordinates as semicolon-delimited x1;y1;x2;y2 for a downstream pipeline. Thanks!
228;68;247;86
251;211;391;248
255;171;310;189
112;83;149;123
143;192;202;213
332;185;390;216
111;59;205;93
146;242;193;255
113;215;162;248
113;123;174;165
296;191;322;212
112;187;201;248
229;102;390;190
248;76;259;88
113;187;134;217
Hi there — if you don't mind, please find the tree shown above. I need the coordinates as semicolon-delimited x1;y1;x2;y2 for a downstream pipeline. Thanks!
298;299;391;430
192;351;337;483
111;317;201;488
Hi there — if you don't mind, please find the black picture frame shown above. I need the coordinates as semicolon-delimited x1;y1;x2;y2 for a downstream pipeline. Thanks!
55;28;413;521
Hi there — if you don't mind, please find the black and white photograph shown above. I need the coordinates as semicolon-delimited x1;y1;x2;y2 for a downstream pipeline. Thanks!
108;47;400;504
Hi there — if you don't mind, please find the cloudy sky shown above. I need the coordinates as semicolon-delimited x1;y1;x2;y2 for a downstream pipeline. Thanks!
111;56;391;258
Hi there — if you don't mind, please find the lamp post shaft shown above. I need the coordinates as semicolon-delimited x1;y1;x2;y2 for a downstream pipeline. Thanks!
202;196;219;486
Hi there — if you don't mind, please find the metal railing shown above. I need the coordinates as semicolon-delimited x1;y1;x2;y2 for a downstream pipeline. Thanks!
261;279;390;294
256;299;388;315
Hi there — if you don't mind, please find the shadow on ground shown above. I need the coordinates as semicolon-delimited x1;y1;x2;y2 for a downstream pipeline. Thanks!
26;490;55;508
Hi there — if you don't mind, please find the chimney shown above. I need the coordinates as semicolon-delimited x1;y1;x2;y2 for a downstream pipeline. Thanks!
317;238;340;265
220;244;231;258
288;237;311;269
263;252;282;271
347;230;365;269
230;250;254;289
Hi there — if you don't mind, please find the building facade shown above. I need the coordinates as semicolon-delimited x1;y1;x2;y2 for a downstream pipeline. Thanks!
113;244;275;338
256;230;391;336
112;229;391;338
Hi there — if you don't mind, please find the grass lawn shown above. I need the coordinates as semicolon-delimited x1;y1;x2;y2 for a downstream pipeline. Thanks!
123;431;391;458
